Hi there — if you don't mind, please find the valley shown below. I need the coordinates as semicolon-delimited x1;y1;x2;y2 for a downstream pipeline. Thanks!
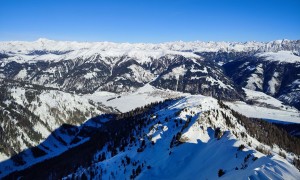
0;39;300;179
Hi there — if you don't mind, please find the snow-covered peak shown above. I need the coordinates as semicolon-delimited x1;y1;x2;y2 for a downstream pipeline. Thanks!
36;38;55;43
0;39;299;63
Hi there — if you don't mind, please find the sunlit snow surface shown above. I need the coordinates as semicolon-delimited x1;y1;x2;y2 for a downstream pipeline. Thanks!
83;84;300;124
67;92;300;179
225;88;300;124
1;39;299;64
1;84;300;179
256;51;300;63
82;84;187;113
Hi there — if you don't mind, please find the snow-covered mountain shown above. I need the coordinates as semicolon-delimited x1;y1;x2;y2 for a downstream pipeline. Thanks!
1;92;300;179
0;79;118;161
222;51;300;109
1;39;300;179
0;39;299;63
1;39;299;103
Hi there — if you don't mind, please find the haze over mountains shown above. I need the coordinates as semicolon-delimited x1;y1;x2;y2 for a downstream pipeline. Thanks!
0;39;300;179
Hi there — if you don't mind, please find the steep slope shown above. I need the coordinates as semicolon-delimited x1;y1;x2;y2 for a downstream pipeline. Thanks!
0;79;117;161
0;54;243;100
1;95;300;179
151;57;243;100
57;97;300;179
224;88;300;124
222;52;300;110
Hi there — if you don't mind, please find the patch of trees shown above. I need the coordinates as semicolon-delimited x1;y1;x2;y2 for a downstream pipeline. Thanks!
97;152;106;162
130;165;142;179
24;89;40;103
241;153;254;169
234;110;300;156
4;98;181;179
170;131;183;148
0;100;43;157
214;127;223;140
218;169;225;177
31;147;47;158
0;78;60;92
181;117;192;132
5;130;109;179
218;100;300;170
137;140;146;152
273;123;300;138
238;144;245;151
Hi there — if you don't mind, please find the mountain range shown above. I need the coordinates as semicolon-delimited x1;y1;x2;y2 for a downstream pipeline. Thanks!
0;39;299;179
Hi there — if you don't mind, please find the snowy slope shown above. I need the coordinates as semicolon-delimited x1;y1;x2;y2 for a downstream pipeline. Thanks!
225;101;300;124
60;95;300;180
1;88;300;179
83;84;187;113
1;39;300;179
84;84;300;123
225;89;300;124
8;87;107;133
1;39;299;107
243;88;296;110
245;64;264;90
256;51;300;63
222;54;300;110
0;80;117;161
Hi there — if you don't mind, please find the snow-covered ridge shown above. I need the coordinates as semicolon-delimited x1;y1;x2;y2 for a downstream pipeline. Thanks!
0;38;299;63
1;83;300;179
64;95;300;179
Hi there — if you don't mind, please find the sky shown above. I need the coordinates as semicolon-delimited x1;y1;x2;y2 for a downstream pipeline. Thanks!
0;0;299;43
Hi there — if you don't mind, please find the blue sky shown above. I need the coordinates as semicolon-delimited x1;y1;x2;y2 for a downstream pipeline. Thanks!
0;0;299;42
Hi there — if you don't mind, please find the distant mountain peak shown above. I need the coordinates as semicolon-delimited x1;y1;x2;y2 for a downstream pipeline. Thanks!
36;38;54;42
